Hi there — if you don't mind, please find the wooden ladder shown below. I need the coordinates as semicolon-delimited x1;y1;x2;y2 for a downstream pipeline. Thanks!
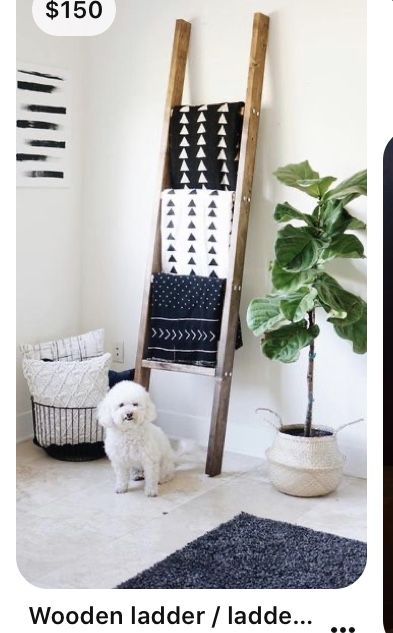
135;12;269;476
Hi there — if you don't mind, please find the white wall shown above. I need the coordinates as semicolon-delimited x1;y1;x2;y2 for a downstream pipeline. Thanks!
79;0;367;476
15;0;366;476
16;1;86;440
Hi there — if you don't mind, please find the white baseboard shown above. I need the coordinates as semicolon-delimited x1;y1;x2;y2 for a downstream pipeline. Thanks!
16;410;33;443
15;405;366;479
157;408;367;479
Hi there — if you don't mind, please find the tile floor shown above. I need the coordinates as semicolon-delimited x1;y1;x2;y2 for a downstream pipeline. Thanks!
16;440;366;589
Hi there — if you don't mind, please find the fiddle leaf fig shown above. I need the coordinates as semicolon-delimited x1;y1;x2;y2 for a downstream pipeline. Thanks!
275;225;322;272
323;169;367;203
274;160;319;188
296;176;337;198
334;301;367;354
274;161;336;198
271;261;317;292
247;160;367;435
320;233;365;261
314;273;364;325
318;199;366;236
274;202;315;226
262;321;320;363
280;287;318;322
246;296;285;337
346;215;367;231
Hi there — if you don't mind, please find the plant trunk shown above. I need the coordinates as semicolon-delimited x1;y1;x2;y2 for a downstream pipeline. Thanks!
304;309;315;437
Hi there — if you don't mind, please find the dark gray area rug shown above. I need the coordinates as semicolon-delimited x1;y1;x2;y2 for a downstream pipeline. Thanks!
117;512;366;589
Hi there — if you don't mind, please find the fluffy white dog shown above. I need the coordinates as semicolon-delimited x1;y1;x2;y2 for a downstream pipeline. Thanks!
97;381;175;497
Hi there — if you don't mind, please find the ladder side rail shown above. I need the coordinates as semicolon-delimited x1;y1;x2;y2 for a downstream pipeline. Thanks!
135;20;191;388
206;12;270;476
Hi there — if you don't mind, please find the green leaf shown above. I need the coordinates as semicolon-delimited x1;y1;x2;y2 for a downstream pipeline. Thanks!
334;302;367;354
319;199;366;235
314;273;364;325
280;287;318;322
274;161;336;198
262;321;320;363
246;296;285;337
347;216;367;230
271;261;317;292
323;169;367;203
296;176;337;198
274;202;315;226
320;234;365;261
275;225;322;272
274;160;320;195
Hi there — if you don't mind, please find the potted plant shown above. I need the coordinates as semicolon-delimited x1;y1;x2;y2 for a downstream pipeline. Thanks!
247;161;367;497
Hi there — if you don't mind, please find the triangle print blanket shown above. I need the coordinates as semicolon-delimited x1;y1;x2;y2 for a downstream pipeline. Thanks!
169;102;244;191
161;188;234;279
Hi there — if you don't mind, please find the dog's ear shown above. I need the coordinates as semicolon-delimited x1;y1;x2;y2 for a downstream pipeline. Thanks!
97;394;114;428
144;393;157;424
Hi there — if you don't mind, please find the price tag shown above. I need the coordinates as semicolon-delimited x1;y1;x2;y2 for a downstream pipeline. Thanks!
32;0;116;36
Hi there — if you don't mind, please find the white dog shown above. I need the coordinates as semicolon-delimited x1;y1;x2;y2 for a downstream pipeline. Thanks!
97;381;175;497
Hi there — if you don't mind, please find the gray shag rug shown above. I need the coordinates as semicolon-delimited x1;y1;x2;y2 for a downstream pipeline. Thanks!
117;512;366;589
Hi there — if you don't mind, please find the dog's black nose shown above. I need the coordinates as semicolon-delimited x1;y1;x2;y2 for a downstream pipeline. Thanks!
126;413;133;421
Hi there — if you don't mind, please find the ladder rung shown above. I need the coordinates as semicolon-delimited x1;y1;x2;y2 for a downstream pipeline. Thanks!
141;359;216;376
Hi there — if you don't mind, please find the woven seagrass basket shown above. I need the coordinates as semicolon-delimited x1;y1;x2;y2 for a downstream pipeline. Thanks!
260;414;362;498
266;424;345;497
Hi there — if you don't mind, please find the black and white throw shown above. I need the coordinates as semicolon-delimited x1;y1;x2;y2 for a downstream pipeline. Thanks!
161;188;234;279
169;102;244;191
147;273;227;367
16;64;69;187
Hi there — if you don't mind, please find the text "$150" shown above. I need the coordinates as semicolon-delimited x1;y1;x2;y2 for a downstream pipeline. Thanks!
46;1;103;20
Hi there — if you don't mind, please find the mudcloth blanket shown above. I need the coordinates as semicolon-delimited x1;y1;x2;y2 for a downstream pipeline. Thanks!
147;274;241;367
161;188;234;279
169;102;244;190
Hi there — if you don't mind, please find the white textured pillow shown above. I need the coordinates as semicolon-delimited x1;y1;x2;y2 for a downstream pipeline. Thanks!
23;353;111;408
20;328;104;361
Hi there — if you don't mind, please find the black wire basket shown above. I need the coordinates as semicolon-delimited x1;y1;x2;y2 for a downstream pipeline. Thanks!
31;397;106;462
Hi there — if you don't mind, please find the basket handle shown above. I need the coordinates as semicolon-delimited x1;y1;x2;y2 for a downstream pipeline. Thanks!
256;407;283;431
335;417;364;434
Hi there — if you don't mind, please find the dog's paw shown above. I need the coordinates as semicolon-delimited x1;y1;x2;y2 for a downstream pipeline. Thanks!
115;485;128;494
144;486;158;497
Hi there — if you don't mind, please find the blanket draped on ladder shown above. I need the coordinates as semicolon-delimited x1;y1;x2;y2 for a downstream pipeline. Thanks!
147;274;242;367
161;188;234;279
146;101;246;368
169;102;244;191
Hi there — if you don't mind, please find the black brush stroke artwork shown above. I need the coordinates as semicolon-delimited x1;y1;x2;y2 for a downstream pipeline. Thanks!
24;104;66;115
17;120;59;130
17;68;67;184
17;81;57;94
16;153;47;162
28;140;66;149
18;69;64;81
27;171;64;179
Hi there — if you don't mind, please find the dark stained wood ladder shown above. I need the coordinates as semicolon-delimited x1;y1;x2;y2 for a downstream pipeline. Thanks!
135;13;269;476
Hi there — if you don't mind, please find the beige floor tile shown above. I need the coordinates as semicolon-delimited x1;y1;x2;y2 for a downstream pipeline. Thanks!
295;477;367;541
16;508;120;587
16;440;366;589
16;454;111;511
16;440;45;464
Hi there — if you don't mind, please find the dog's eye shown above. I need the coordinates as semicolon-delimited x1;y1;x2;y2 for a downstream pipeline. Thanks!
118;403;124;408
132;402;138;407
